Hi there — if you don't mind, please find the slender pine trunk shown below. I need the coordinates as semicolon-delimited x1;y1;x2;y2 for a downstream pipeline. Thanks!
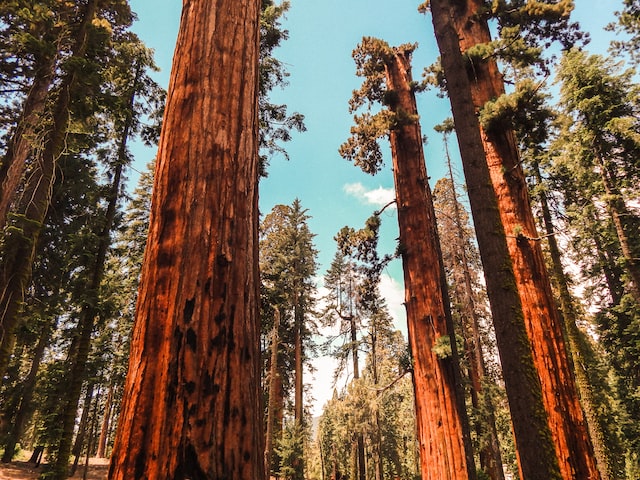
97;380;115;459
0;54;57;230
444;145;505;480
265;307;281;477
1;320;54;462
70;384;95;477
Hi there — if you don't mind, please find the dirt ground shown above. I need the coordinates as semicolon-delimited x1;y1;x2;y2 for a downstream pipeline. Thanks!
0;458;109;480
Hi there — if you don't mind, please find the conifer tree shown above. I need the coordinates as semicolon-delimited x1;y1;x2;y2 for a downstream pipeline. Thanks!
0;0;135;381
553;47;640;477
432;165;505;480
260;200;318;480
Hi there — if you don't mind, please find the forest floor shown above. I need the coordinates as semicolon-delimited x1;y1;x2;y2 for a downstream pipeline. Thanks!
0;455;108;480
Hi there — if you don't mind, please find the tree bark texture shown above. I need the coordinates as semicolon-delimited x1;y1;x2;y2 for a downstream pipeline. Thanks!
385;46;475;480
443;2;600;478
0;53;57;230
107;0;263;478
429;2;562;479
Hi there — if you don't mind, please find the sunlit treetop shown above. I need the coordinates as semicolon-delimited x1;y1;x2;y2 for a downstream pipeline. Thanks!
340;37;422;175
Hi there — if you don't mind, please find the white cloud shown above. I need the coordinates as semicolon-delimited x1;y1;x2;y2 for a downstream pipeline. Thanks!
379;273;406;335
344;182;396;208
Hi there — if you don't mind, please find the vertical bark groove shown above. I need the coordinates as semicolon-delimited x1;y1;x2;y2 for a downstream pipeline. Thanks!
108;0;263;478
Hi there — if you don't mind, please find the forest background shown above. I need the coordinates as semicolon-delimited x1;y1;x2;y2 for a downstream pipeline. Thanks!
129;0;625;416
1;0;639;479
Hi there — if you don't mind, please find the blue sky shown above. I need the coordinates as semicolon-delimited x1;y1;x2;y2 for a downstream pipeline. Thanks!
127;0;624;414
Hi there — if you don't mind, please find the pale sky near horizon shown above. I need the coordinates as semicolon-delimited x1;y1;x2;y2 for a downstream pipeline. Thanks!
127;0;625;415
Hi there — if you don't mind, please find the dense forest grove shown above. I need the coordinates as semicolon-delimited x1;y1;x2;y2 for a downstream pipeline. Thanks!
0;0;640;479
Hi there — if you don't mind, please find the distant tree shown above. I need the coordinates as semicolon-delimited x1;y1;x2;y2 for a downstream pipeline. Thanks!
609;0;640;64
260;200;318;480
322;246;366;480
432;159;505;479
340;37;475;480
107;0;265;477
317;328;419;480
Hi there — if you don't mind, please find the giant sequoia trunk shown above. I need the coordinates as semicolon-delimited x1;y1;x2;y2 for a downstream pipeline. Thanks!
107;0;264;478
384;45;475;480
429;2;562;478
440;2;600;479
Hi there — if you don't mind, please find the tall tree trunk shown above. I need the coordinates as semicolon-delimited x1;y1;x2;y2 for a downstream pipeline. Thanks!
265;308;281;478
444;148;505;480
431;2;600;478
429;2;562;478
107;0;263;477
384;44;476;480
97;379;115;459
293;295;305;480
0;54;57;230
71;384;96;477
0;0;99;381
294;297;304;426
370;329;383;480
347;313;365;480
82;393;100;480
1;320;54;462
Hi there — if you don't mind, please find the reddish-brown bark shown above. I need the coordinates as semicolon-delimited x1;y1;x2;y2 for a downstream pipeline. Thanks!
429;1;562;478
107;0;263;478
433;1;600;479
385;45;475;480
